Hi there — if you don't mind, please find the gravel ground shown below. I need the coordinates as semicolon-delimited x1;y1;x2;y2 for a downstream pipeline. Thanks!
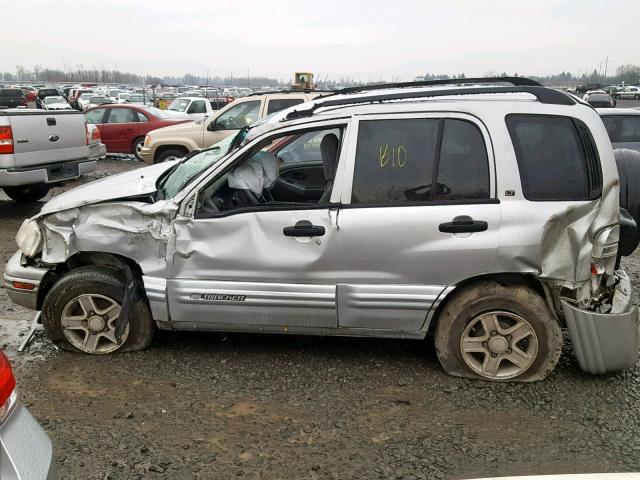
3;104;640;479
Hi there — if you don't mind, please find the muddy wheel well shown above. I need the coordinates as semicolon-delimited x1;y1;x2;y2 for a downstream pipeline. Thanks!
426;273;550;336
37;252;144;310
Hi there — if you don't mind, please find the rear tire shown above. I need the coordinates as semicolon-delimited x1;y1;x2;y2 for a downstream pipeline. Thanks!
42;266;155;354
434;281;562;382
132;137;145;161
155;148;187;164
3;184;50;203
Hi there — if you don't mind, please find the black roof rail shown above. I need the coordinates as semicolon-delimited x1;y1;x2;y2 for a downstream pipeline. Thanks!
335;77;542;95
285;85;575;120
248;89;335;97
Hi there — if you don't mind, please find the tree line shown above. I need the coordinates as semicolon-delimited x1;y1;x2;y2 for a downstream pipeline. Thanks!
2;64;639;87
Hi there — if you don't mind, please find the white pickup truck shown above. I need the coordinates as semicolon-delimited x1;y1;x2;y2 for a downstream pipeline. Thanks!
165;97;217;121
0;109;97;203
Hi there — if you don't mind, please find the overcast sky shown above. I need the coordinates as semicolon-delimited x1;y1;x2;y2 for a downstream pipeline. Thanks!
1;0;636;81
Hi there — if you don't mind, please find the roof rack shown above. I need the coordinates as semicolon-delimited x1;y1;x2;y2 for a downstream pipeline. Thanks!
285;82;575;120
334;76;542;95
248;89;335;97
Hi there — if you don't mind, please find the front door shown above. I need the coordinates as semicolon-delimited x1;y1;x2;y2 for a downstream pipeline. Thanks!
336;114;500;333
167;208;338;329
165;123;349;330
202;99;262;148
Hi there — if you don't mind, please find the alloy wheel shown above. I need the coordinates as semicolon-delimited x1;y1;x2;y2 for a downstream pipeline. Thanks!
61;294;129;354
459;310;538;380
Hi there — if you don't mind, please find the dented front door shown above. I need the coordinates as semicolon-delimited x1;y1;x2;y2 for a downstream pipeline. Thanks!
166;208;338;329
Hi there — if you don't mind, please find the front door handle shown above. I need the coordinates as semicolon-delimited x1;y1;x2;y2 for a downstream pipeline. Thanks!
283;220;325;237
439;215;488;233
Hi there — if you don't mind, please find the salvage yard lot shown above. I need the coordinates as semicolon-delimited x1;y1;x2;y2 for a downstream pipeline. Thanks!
2;100;640;478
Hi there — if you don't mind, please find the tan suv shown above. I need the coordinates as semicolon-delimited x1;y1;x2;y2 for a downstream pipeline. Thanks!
139;92;321;164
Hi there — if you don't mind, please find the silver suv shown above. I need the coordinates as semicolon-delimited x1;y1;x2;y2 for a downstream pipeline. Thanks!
4;78;639;382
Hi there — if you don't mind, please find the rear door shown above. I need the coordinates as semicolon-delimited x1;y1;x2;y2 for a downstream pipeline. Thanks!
336;113;500;333
100;107;140;153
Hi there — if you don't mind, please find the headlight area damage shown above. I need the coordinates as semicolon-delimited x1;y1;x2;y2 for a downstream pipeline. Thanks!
540;176;640;374
33;201;175;341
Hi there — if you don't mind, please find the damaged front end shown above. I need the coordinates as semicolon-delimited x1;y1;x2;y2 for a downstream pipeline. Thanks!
540;177;640;374
7;162;179;341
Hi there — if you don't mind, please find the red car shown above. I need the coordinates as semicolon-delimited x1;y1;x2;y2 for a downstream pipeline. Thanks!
84;104;190;160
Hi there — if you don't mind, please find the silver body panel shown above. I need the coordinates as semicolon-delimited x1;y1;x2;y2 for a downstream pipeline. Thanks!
168;208;339;328
0;400;56;480
0;109;89;170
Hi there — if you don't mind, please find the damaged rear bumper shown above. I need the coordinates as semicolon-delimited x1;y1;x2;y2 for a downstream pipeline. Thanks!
563;271;640;374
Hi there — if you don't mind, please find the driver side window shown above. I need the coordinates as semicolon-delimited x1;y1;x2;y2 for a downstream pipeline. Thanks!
215;101;261;130
196;127;344;217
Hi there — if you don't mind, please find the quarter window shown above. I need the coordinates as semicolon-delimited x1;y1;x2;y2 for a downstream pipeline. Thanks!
266;99;304;115
351;118;489;204
506;115;601;201
85;108;106;124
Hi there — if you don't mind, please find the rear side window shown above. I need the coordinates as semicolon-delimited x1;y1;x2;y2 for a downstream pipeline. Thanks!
106;108;137;124
506;115;601;201
266;98;304;115
0;89;24;98
351;118;490;204
601;115;640;143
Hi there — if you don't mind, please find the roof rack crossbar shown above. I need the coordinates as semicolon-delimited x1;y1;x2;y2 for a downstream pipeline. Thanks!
285;85;575;120
335;76;542;95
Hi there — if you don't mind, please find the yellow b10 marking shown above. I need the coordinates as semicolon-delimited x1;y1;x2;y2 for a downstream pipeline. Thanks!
378;144;408;168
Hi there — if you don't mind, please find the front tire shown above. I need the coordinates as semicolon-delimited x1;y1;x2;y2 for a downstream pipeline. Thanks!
434;281;562;382
3;184;50;203
42;266;155;354
155;148;187;164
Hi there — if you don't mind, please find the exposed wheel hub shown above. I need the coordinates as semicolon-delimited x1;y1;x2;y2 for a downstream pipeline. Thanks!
87;315;106;332
488;335;509;354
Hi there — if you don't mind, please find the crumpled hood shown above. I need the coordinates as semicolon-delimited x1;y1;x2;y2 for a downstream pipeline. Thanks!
38;161;177;216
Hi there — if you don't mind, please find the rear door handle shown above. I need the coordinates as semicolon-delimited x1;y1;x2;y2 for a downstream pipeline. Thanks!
283;220;325;237
439;215;488;233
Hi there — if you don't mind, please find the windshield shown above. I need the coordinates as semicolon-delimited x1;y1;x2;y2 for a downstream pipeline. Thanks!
159;135;235;199
168;99;190;112
45;96;64;104
91;97;110;104
130;95;144;102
